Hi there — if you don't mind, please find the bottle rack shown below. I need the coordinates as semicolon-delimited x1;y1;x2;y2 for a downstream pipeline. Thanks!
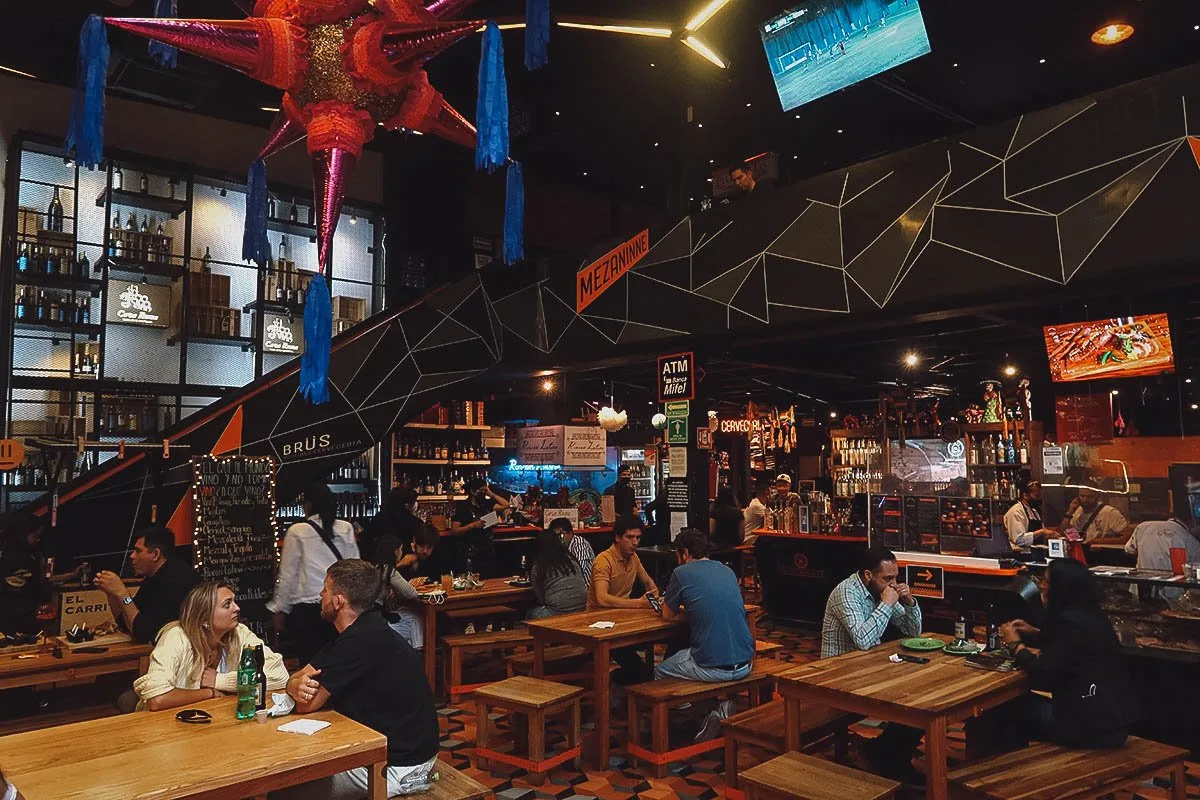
388;403;492;502
1;134;386;515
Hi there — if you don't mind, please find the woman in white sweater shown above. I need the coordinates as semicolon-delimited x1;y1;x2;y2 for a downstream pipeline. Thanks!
134;581;289;711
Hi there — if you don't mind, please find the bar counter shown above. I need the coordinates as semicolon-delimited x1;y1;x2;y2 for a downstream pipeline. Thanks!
753;530;869;623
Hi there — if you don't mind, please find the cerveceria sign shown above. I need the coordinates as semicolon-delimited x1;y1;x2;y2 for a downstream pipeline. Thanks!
658;351;695;403
576;229;650;313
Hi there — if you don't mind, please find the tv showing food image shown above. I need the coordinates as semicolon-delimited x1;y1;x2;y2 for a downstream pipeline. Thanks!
760;0;931;112
1044;313;1174;383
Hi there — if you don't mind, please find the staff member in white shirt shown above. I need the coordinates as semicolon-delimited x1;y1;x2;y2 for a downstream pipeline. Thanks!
1061;481;1130;543
1004;480;1046;552
268;482;359;665
742;479;771;545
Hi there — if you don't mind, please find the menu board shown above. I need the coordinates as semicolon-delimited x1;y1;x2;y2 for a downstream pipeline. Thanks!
563;426;606;467
516;425;607;467
191;455;279;637
870;495;903;549
902;495;941;553
1054;393;1113;444
517;425;562;464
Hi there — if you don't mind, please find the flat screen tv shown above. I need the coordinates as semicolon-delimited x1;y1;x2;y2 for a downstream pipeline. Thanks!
1044;313;1174;382
889;438;966;484
760;0;932;112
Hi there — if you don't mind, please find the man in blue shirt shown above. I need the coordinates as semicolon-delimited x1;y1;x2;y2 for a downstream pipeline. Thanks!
822;545;924;786
657;529;755;740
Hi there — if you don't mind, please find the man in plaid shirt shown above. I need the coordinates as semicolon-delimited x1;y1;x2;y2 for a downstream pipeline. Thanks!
821;546;924;786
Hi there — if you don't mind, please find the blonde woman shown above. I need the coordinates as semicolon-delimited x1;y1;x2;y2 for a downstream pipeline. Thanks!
134;581;289;711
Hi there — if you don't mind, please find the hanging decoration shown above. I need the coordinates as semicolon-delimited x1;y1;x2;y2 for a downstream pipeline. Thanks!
148;0;178;68
597;406;627;432
525;0;550;70
66;0;502;405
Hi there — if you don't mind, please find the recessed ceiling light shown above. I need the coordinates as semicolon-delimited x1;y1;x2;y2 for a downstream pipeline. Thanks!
1039;58;1046;64
952;62;958;67
639;185;645;189
745;102;752;107
582;171;588;176
1092;23;1133;45
1110;389;1120;395
554;110;560;116
1003;365;1017;377
1195;25;1199;30
690;197;695;201
903;352;920;367
1193;404;1199;410
794;114;800;119
793;155;798;159
650;62;656;66
706;178;713;182
709;159;715;163
653;142;659;147
698;123;704;128
1187;378;1193;384
836;128;843;134
829;411;838;419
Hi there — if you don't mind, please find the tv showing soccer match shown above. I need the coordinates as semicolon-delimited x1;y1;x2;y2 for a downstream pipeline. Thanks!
760;0;932;112
1043;313;1175;383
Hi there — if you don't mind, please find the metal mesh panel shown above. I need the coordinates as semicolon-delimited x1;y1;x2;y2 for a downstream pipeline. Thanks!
184;339;255;386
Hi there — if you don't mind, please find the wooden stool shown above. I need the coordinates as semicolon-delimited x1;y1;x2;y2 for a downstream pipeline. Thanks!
722;700;859;792
741;752;900;800
947;736;1189;800
425;762;490;800
506;645;590;681
441;628;533;702
444;605;518;633
474;676;583;784
754;640;784;660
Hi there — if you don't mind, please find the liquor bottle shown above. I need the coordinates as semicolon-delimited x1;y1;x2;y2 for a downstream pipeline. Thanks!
986;605;1000;651
125;213;135;232
48;292;60;323
1005;436;1016;466
278;236;289;264
1018;440;1029;466
78;251;91;277
954;609;968;645
47;187;64;232
108;229;119;258
35;290;47;322
139;172;149;194
113;165;124;191
140;215;149;233
307;204;315;226
236;646;257;720
17;242;29;273
289;202;299;223
201;246;212;273
254;645;267;710
15;288;26;320
168;178;177;200
993;436;1004;465
45;247;56;275
268;195;277;220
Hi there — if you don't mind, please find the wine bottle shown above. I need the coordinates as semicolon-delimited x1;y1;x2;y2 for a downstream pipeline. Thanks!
289;202;298;223
254;645;267;711
77;251;90;277
139;172;149;194
140;215;149;233
113;165;124;190
279;236;289;263
125;214;135;231
268;195;276;220
47;187;64;233
17;242;29;273
201;246;212;273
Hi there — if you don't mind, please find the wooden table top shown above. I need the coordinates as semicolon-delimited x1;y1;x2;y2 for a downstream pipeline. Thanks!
778;635;1028;718
742;752;899;800
421;578;535;607
526;604;761;646
0;639;151;681
3;696;386;800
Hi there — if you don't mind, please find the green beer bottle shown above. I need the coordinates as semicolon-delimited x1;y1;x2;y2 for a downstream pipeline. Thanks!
236;646;257;720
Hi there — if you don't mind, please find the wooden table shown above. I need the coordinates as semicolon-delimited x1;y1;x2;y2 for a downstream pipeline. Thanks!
419;578;535;689
777;635;1029;800
0;639;152;691
2;696;388;799
525;605;761;768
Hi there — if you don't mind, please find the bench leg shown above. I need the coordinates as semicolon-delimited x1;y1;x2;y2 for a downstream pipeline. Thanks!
567;699;582;770
833;728;849;763
725;734;739;790
627;693;640;768
448;647;463;703
528;709;546;785
475;700;490;770
1172;761;1186;800
651;702;669;778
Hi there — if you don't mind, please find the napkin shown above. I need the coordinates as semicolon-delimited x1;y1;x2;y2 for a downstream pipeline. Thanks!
588;621;616;629
278;719;331;735
267;692;294;718
889;654;903;663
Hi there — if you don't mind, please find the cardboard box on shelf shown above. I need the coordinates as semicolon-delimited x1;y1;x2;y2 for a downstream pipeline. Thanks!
188;272;230;308
17;207;40;238
332;295;366;323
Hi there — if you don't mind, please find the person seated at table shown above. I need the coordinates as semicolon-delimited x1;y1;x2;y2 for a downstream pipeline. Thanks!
396;523;441;583
657;529;755;741
363;487;423;569
133;581;289;712
822;546;924;785
589;516;662;684
550;516;595;587
709;488;745;549
93;525;199;648
281;560;439;800
1060;480;1130;543
989;558;1134;751
527;529;587;619
378;523;443;649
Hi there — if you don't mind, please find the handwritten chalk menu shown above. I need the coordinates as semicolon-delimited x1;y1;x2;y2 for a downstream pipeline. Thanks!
563;426;606;467
191;455;278;637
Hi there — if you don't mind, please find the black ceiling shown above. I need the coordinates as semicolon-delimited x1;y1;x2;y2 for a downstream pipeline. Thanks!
5;0;1199;207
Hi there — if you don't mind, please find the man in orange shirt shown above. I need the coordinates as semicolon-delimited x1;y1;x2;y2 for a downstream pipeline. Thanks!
589;516;661;683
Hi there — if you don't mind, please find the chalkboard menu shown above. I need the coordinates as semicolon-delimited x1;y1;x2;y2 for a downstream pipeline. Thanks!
902;495;942;553
191;455;279;637
869;495;903;549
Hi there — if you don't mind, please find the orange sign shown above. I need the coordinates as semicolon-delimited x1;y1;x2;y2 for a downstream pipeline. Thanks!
0;438;25;471
576;229;650;313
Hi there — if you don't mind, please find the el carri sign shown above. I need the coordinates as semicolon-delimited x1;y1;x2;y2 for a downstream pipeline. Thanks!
658;352;695;403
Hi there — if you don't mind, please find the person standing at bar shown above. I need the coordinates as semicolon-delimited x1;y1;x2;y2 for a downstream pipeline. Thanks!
821;546;923;785
448;478;509;578
1061;480;1130;542
742;478;771;542
1004;480;1046;553
268;483;359;666
604;465;638;518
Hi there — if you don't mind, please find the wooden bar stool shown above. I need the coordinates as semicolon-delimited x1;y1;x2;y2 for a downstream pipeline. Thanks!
741;752;900;800
474;676;583;784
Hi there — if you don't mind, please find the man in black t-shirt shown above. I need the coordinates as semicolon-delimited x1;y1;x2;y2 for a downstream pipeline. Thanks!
94;526;198;644
604;465;637;518
448;478;509;578
284;559;439;799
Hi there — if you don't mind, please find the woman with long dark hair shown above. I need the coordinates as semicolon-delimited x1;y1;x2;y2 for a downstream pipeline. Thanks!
267;482;358;665
709;487;744;548
993;558;1133;749
527;529;586;619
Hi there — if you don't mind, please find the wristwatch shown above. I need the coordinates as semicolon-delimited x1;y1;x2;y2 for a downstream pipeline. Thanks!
122;595;134;606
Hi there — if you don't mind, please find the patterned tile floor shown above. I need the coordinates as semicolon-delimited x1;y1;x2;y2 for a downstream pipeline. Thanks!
435;616;1200;800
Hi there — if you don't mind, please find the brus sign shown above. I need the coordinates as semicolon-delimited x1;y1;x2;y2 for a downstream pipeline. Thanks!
657;352;695;403
576;229;650;313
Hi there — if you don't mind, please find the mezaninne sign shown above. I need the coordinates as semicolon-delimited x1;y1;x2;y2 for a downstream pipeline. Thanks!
576;229;650;313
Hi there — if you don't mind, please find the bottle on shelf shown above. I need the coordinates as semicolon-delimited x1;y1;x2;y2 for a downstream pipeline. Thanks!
139;172;149;194
17;242;29;273
113;165;124;191
124;213;136;232
140;215;149;234
289;202;299;223
201;246;212;273
47;187;64;233
268;195;277;220
78;251;90;277
1018;440;1029;466
168;178;177;201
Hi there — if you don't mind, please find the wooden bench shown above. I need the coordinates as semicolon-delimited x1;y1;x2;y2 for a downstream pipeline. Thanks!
443;605;519;632
741;751;900;800
427;760;490;800
754;640;784;659
722;700;860;792
626;658;793;776
506;645;590;680
947;736;1189;800
474;676;583;784
441;628;534;702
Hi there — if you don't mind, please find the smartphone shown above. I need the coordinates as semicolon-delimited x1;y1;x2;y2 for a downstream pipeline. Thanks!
896;654;929;664
646;592;662;615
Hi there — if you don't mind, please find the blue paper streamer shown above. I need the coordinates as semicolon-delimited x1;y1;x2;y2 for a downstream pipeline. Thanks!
241;159;272;267
504;161;524;265
65;15;110;170
475;21;509;173
525;0;550;71
148;0;178;68
300;274;332;405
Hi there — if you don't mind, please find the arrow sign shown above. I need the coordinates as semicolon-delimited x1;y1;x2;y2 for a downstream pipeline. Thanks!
906;564;944;600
